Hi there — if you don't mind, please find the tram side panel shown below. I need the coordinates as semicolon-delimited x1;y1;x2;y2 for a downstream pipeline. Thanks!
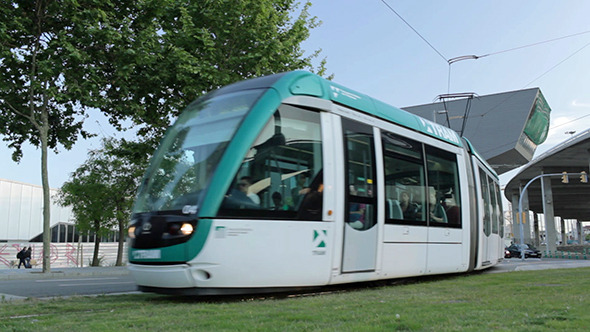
187;219;334;288
381;225;428;278
370;121;471;278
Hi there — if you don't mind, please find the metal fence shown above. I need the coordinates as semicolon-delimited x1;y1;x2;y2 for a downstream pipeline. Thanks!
1;242;127;269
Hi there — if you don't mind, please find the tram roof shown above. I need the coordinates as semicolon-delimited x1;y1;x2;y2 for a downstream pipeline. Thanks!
205;71;464;147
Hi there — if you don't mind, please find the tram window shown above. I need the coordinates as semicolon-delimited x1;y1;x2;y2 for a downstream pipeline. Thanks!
489;177;499;234
479;169;491;236
133;89;264;214
381;132;426;225
425;146;461;227
495;182;504;237
343;119;377;231
218;105;323;220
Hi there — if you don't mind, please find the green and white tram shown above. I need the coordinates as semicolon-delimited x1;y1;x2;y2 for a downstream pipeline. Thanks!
127;71;504;295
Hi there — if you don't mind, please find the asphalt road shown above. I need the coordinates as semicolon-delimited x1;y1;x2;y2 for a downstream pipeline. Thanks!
487;257;590;273
2;258;590;301
0;274;138;300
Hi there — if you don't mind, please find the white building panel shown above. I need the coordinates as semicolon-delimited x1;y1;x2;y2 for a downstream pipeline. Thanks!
30;185;43;236
0;179;74;241
7;181;22;239
0;180;11;238
17;184;33;239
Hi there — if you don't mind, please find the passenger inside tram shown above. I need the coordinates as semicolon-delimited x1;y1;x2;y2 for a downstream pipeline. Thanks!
400;191;418;220
442;189;460;224
290;172;310;209
238;176;260;205
271;191;289;211
348;185;367;229
425;188;447;223
296;170;323;220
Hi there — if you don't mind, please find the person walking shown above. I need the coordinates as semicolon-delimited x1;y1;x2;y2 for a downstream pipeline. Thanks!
24;247;32;268
17;247;27;269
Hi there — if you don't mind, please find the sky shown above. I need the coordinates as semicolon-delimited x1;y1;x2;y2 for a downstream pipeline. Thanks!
2;0;590;191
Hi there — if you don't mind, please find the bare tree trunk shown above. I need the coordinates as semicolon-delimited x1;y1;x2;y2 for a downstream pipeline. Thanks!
40;110;51;273
92;233;102;267
92;219;102;266
116;219;126;266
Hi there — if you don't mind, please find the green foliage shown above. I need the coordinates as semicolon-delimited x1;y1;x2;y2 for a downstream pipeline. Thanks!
100;0;326;138
0;0;129;160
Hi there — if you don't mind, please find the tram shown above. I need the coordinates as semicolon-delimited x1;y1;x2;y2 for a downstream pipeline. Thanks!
127;71;504;295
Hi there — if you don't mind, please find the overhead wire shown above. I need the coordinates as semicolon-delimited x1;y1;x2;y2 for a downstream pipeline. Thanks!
550;113;590;130
478;29;590;59
521;40;590;88
379;0;447;62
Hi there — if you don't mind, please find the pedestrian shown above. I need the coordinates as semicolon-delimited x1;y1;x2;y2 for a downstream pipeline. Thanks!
24;247;32;268
17;247;26;269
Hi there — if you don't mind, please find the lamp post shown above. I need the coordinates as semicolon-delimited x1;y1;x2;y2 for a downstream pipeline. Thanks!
517;172;587;260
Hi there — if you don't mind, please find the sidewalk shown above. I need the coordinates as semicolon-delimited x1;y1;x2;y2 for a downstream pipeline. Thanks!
0;266;129;281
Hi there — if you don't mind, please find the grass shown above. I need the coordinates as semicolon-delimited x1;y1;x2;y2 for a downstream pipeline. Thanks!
2;268;590;331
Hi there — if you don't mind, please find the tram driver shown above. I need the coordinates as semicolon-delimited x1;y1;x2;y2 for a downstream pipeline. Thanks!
238;176;260;205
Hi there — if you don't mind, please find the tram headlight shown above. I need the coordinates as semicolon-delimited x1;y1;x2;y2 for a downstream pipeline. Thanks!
128;226;136;239
180;223;194;235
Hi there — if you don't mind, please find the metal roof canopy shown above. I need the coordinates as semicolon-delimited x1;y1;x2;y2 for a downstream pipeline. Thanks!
403;88;550;174
504;129;590;222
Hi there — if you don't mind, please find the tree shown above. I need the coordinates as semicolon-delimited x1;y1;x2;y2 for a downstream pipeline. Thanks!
1;0;325;271
101;0;328;138
58;137;148;266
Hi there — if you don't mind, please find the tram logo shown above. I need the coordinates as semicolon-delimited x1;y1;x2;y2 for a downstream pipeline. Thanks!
418;118;461;144
182;205;198;214
142;222;152;232
313;230;327;255
330;85;361;101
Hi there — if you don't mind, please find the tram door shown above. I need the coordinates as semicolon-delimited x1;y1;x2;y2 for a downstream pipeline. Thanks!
479;168;492;264
341;119;378;273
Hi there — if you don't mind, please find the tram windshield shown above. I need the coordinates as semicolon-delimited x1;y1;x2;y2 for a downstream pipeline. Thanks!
133;89;264;213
